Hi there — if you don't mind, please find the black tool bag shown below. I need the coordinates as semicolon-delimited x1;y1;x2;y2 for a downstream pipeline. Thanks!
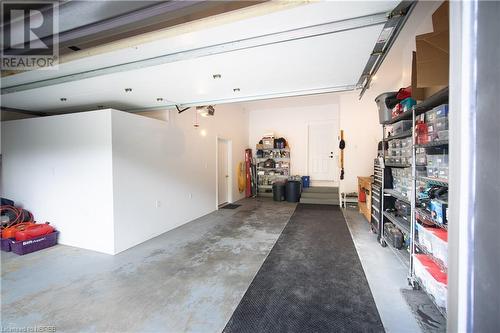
384;222;404;249
395;199;411;218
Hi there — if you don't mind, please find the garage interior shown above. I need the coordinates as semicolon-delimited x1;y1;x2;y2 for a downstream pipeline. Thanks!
1;1;499;333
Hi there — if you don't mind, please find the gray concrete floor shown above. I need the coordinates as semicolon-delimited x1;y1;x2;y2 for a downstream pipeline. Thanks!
1;198;296;333
1;200;421;333
343;207;422;333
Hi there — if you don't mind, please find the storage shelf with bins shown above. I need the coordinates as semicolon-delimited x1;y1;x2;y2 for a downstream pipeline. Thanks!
255;143;290;197
376;87;449;318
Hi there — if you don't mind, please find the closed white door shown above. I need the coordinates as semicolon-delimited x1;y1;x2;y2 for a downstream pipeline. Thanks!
218;139;229;206
308;122;337;181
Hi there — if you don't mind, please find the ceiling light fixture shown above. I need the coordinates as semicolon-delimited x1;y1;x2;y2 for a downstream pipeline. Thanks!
124;88;132;92
233;88;240;92
212;74;222;79
196;105;215;117
60;98;67;102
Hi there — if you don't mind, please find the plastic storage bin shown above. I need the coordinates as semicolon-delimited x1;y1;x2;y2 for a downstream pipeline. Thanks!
391;120;413;135
426;104;449;122
301;176;310;188
417;224;448;266
375;92;398;124
1;238;12;252
10;231;59;255
414;254;448;310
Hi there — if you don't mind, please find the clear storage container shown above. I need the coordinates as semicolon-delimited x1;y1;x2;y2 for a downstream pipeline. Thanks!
426;104;449;122
414;254;447;310
417;224;448;267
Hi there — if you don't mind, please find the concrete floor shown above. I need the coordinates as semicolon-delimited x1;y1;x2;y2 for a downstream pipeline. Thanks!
1;198;296;332
343;207;422;333
1;199;421;333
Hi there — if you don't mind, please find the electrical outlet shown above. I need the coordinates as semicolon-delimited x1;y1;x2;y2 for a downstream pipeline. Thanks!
155;200;161;208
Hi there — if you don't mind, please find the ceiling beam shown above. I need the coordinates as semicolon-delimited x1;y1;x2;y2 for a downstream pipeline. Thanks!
124;83;358;113
1;11;388;95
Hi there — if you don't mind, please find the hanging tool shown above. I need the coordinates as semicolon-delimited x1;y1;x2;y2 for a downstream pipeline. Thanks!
339;130;345;180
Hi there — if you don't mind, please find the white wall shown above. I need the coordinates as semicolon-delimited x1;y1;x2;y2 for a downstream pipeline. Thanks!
1;111;115;254
1;106;248;255
111;105;248;253
245;94;340;178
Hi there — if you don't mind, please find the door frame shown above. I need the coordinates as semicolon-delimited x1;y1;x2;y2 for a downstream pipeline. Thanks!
306;120;339;185
215;137;232;209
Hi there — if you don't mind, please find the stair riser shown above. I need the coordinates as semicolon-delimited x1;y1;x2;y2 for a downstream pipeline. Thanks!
303;187;339;194
300;198;340;205
301;192;340;199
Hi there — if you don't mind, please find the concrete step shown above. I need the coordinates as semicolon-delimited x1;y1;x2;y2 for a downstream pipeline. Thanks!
301;191;339;199
300;197;340;205
303;186;339;194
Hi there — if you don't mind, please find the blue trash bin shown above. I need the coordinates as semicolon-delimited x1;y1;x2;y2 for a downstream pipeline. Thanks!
301;176;310;188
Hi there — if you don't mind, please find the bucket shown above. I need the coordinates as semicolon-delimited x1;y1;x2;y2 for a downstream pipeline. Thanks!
301;176;310;188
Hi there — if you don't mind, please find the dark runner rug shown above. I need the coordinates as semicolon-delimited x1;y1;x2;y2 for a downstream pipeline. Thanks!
220;204;241;209
223;204;384;333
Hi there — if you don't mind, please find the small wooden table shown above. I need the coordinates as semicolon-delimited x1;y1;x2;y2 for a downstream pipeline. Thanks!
358;176;373;223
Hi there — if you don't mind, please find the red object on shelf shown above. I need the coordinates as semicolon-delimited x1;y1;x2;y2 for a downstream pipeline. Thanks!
415;254;448;285
359;190;366;202
14;224;54;241
245;149;252;198
392;103;403;118
431;228;448;242
415;123;430;144
396;86;412;100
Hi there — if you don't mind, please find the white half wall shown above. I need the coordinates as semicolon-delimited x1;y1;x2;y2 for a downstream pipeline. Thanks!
1;111;115;254
111;105;249;254
1;106;248;255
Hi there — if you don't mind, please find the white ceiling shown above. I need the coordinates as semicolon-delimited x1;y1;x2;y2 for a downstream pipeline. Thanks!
1;1;398;113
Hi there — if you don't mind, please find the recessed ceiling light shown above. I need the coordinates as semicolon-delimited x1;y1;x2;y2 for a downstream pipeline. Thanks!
60;98;67;102
157;98;163;102
212;74;222;79
124;88;132;92
233;88;240;92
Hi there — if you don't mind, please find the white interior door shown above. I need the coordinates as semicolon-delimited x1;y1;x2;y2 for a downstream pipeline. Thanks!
217;139;229;206
308;122;338;182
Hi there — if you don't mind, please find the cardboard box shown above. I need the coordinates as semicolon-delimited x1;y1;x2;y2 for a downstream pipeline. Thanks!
416;30;449;87
413;1;449;99
411;51;446;101
432;1;449;32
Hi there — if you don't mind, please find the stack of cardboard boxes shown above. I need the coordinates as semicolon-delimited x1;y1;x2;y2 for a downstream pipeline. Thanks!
412;1;449;101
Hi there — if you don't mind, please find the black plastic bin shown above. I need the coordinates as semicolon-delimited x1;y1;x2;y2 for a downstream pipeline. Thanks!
272;182;286;202
285;180;301;203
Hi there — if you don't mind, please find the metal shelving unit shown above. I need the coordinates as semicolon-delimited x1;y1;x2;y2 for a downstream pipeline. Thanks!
255;144;290;197
378;87;449;319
